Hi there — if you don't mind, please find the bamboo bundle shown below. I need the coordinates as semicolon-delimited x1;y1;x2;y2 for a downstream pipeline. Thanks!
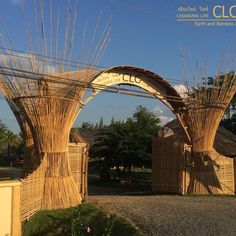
183;73;236;194
0;0;110;209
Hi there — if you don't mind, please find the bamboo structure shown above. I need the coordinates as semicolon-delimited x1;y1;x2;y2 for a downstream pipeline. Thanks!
152;129;186;194
20;157;47;221
152;121;235;195
6;101;89;219
7;100;39;171
69;131;89;199
0;1;234;213
20;132;88;221
152;70;236;195
183;73;236;194
0;0;110;209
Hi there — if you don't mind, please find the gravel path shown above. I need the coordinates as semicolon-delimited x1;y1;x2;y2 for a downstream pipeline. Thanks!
88;195;236;236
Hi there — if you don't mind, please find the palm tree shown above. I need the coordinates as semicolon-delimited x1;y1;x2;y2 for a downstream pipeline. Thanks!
4;130;19;165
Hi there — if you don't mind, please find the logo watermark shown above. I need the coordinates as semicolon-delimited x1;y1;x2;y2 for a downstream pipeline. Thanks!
176;5;236;27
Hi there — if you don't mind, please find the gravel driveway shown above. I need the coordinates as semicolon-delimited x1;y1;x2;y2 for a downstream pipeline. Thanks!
88;195;236;236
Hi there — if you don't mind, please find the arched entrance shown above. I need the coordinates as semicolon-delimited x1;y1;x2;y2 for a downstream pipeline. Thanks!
76;66;236;195
77;65;189;140
74;65;189;194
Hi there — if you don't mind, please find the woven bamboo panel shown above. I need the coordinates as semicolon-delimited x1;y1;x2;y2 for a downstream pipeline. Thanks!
152;134;186;194
215;155;235;194
152;133;235;195
186;150;235;195
20;157;47;221
69;143;88;199
234;158;236;193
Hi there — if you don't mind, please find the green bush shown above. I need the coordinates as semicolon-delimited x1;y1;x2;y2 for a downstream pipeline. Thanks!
22;203;144;236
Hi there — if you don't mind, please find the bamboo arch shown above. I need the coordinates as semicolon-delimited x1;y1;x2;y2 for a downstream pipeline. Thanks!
71;66;190;142
70;67;236;194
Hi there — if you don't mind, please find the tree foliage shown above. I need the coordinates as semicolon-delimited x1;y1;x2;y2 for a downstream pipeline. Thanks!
90;106;161;180
81;122;94;129
98;117;104;129
4;130;20;160
220;113;236;135
0;119;21;161
0;120;7;150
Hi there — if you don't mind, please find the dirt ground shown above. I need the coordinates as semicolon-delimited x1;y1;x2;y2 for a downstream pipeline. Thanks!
88;195;236;236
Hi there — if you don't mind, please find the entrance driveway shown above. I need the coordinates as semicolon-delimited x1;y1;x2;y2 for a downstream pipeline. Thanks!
88;195;236;236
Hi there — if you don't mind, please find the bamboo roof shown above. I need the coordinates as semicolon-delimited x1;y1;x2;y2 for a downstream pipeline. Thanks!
69;129;88;145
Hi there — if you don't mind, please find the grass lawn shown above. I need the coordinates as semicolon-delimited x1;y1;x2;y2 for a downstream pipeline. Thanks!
22;203;144;236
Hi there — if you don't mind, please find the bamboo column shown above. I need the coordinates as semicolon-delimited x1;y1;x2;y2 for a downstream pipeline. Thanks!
183;75;236;194
13;96;82;209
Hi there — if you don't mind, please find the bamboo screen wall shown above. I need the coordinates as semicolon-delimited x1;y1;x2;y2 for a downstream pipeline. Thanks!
152;130;187;194
235;158;236;192
20;142;88;221
152;130;235;195
20;158;47;221
69;143;88;199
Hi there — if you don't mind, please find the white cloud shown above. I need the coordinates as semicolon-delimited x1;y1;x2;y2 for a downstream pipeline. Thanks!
152;106;174;125
174;84;188;98
159;115;174;125
0;52;56;74
152;106;164;115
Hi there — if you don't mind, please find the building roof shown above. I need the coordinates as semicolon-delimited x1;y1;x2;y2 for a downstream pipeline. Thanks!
163;119;236;157
69;129;89;145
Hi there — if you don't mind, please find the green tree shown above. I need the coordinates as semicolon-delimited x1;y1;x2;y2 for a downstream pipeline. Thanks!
0;120;22;164
111;117;115;125
4;130;20;163
81;122;94;129
90;106;161;180
0;120;7;151
220;113;236;135
98;117;104;129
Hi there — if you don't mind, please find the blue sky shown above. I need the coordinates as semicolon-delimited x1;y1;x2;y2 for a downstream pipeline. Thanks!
0;0;236;132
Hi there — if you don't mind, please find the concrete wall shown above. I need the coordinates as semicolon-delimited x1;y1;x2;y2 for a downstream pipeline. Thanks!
0;180;21;236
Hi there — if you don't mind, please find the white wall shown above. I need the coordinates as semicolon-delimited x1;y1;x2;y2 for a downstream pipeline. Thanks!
0;180;21;236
